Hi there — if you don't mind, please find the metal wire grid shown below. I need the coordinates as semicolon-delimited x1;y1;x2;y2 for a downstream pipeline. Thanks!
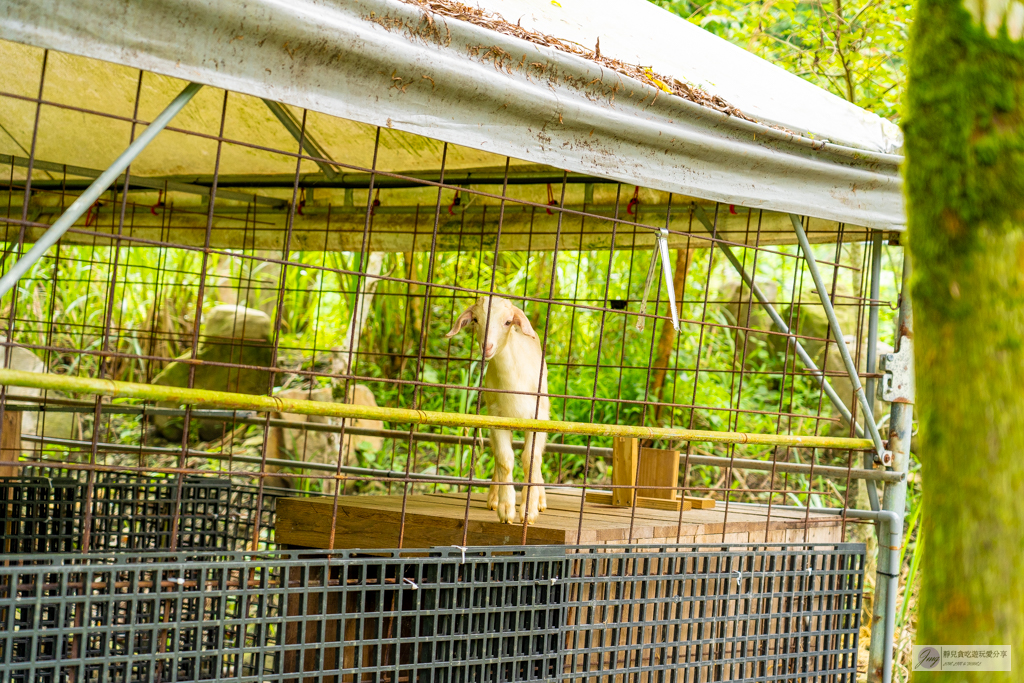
0;49;896;554
0;543;862;683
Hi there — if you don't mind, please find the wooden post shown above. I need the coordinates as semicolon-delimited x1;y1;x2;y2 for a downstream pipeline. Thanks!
611;437;638;507
0;411;22;477
635;447;680;500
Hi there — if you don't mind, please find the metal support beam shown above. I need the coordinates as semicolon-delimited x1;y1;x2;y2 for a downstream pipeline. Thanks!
262;99;339;179
863;231;884;511
790;214;887;462
0;82;203;299
1;397;903;483
0;154;286;207
0;366;875;451
868;255;913;683
691;204;866;438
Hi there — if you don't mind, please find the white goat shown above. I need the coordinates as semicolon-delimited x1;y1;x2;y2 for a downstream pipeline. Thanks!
445;296;549;524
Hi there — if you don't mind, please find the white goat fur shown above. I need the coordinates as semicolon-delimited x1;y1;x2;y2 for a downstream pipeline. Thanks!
445;296;549;524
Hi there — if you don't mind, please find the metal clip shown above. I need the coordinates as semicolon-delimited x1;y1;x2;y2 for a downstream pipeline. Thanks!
451;545;468;565
635;229;679;333
878;336;914;404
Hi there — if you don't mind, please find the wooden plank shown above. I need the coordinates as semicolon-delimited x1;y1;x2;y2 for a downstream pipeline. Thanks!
611;437;639;507
275;496;571;548
275;492;847;551
0;412;21;477
683;496;717;509
636;448;680;501
584;492;690;512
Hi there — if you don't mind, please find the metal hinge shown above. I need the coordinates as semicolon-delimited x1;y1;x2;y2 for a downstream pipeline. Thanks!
878;336;914;404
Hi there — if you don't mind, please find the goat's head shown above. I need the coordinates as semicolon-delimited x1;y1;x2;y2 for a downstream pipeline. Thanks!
443;296;536;360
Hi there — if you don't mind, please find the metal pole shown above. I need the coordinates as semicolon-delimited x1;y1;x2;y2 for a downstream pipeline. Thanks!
0;82;203;300
790;214;887;462
262;99;338;179
868;255;913;683
864;231;884;511
690;204;866;437
0;367;875;451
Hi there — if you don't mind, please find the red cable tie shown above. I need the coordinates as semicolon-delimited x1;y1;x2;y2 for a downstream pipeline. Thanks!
627;187;640;216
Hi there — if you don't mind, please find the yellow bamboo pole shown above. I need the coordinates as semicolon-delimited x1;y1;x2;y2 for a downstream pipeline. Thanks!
0;368;875;451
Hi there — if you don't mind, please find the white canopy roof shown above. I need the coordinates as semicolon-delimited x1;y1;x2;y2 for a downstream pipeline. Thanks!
0;0;905;230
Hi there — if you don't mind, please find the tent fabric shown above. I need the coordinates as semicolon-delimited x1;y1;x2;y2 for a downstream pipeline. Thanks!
0;0;905;230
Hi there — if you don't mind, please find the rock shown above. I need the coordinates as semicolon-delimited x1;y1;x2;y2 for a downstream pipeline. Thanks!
721;280;778;361
0;339;51;460
213;255;281;317
151;305;274;441
265;384;384;493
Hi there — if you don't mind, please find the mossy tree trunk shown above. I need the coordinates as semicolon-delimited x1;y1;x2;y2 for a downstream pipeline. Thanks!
906;0;1024;674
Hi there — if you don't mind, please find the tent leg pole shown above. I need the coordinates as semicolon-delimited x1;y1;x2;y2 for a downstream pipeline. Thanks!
863;230;884;511
790;214;887;460
868;256;913;683
0;81;203;300
691;204;864;435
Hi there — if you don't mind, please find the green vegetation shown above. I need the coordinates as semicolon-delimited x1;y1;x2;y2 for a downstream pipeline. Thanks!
652;0;913;120
5;234;900;506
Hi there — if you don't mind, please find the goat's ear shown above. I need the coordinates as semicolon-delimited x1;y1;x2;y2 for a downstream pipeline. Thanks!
511;306;537;339
444;308;474;338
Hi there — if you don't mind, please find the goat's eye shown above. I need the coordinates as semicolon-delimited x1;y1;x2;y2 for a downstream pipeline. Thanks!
505;320;512;326
471;317;477;323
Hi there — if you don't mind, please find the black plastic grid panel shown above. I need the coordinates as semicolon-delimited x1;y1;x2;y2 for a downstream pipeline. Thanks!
562;544;866;683
6;469;278;553
0;546;566;683
0;544;864;683
0;477;77;555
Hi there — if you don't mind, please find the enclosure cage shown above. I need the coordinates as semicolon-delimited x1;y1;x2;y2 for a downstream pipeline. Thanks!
0;0;913;681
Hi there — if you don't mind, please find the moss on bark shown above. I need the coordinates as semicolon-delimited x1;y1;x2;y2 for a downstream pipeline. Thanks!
906;0;1024;675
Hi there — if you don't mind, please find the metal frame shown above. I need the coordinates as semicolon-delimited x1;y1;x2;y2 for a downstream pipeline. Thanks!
0;82;202;299
0;42;915;682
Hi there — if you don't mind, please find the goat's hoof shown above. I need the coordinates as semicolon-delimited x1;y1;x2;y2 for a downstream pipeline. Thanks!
496;501;516;524
486;486;499;510
537;488;547;512
520;504;540;526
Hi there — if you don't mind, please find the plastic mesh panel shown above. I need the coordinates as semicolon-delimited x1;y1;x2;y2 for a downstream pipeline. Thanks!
562;544;865;683
5;469;277;553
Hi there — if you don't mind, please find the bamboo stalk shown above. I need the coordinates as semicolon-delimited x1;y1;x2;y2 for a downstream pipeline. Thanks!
0;368;875;450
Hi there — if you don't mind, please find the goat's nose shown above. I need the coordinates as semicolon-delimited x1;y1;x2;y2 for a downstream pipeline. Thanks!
484;343;495;357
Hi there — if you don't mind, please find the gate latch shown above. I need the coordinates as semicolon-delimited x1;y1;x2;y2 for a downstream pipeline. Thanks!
878;336;914;404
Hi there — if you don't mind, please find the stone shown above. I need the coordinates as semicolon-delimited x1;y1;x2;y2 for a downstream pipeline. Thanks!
151;305;274;441
265;384;384;493
721;280;778;362
0;339;48;460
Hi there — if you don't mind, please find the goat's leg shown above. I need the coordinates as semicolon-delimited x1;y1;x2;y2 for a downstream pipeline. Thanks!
489;429;516;523
520;431;547;524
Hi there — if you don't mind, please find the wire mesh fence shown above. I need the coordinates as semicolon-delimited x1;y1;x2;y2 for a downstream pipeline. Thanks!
0;41;909;679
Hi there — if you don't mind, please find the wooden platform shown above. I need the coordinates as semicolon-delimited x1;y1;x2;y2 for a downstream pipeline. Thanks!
275;489;844;549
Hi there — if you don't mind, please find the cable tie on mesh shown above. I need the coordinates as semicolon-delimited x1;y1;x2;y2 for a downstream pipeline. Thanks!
877;570;899;578
451;545;468;564
734;570;742;589
172;577;185;586
402;577;418;590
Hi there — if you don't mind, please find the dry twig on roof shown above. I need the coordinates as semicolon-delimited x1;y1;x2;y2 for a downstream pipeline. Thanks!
403;0;755;121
